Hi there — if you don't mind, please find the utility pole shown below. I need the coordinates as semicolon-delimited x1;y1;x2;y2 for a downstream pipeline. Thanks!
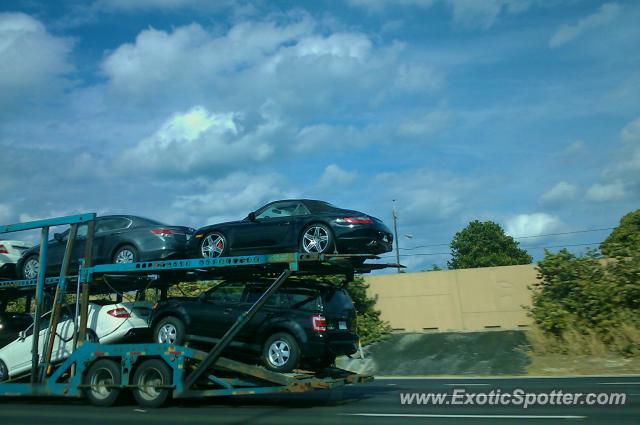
392;200;401;273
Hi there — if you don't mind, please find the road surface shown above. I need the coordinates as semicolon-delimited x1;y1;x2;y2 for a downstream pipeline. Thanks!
0;375;638;424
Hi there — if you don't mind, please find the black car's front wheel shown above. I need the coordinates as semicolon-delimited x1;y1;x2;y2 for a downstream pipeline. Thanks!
262;332;301;373
300;224;334;254
154;316;185;345
0;360;9;382
200;232;227;258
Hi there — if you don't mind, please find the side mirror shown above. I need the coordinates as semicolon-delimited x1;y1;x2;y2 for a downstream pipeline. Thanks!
54;233;63;242
18;330;26;340
248;212;256;222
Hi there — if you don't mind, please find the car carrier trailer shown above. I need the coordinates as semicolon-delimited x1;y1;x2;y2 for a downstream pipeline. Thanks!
0;214;400;407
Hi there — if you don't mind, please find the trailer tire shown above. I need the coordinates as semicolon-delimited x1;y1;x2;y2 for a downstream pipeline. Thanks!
0;360;8;382
262;332;301;373
132;359;173;408
84;359;122;407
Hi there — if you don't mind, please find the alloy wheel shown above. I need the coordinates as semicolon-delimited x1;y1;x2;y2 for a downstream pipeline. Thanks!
268;340;291;367
201;233;225;258
114;249;135;263
23;258;39;279
158;324;177;344
302;226;329;253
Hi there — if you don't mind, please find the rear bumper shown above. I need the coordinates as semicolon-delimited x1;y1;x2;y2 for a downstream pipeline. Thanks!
302;332;359;358
336;236;392;254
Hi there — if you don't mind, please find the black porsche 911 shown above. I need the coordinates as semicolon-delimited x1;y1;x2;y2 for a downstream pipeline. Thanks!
190;199;393;258
17;215;194;279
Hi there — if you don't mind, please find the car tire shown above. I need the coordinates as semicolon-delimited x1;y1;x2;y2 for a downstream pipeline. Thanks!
21;255;40;280
0;359;9;383
199;231;227;258
112;245;138;264
300;224;334;254
132;359;173;408
83;359;122;407
262;332;301;373
154;316;185;345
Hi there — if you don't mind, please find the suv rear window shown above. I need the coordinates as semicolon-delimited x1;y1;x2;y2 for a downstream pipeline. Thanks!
321;288;354;313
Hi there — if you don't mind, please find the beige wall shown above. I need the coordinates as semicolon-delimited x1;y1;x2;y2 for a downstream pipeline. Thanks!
364;264;538;332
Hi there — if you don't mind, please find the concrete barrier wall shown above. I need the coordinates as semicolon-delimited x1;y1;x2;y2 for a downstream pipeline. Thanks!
364;264;538;332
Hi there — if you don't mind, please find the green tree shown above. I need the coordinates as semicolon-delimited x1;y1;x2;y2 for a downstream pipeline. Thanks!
600;209;640;257
448;220;532;269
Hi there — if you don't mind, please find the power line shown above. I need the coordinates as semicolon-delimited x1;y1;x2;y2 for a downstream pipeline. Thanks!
398;227;615;251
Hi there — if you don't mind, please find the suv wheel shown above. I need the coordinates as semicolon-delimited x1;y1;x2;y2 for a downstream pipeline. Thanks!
262;332;300;373
154;316;185;345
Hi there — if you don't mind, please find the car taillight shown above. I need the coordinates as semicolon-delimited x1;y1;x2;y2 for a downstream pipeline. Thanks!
107;308;130;318
150;228;182;236
336;217;373;224
312;314;326;333
0;244;7;254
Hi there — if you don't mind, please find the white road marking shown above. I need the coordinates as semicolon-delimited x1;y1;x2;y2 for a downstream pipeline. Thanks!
598;382;640;385
444;383;490;386
339;413;586;419
134;409;147;413
386;383;397;386
374;375;640;380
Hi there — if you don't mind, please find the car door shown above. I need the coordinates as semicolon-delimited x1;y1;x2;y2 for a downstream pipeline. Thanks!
92;217;133;264
4;311;52;373
236;285;283;343
190;282;246;339
233;201;309;252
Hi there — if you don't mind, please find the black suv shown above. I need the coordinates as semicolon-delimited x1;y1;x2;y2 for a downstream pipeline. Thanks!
150;280;359;372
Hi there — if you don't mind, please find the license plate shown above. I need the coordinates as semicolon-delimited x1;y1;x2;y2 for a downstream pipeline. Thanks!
339;321;347;330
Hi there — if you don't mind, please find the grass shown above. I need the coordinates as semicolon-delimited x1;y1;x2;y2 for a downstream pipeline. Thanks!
525;324;640;375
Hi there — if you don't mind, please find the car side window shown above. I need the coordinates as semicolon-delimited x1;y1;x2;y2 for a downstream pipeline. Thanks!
284;291;321;310
96;218;131;233
59;224;88;242
243;287;283;307
255;202;310;220
205;283;245;304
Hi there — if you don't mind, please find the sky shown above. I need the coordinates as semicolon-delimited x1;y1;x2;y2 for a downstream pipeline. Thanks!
0;0;638;271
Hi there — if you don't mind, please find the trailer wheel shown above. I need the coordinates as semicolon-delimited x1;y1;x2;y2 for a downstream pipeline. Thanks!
132;359;173;408
84;359;122;407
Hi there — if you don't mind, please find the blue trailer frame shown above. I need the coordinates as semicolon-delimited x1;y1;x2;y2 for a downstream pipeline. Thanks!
0;214;396;407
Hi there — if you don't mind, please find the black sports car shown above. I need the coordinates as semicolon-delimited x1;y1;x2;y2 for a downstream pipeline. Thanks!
17;215;194;279
190;199;393;258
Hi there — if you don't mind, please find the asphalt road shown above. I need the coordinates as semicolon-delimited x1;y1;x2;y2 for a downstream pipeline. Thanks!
0;376;638;425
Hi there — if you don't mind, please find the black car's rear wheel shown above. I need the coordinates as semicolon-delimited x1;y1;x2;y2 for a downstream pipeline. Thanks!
21;255;39;279
300;224;334;254
200;232;227;258
262;332;301;373
113;245;138;264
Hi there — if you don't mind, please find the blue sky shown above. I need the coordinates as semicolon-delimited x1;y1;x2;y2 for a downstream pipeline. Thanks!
1;0;639;271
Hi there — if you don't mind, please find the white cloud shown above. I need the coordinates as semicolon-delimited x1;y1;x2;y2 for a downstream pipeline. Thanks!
505;213;561;238
549;3;620;48
445;0;532;30
0;203;12;224
562;140;586;156
96;0;230;12
397;109;453;137
317;165;358;188
0;13;74;109
118;106;275;176
540;181;579;205
346;0;435;13
170;172;295;224
620;116;640;143
584;180;627;202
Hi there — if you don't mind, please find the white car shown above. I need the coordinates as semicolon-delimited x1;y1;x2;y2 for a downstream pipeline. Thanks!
0;301;151;381
0;240;31;278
